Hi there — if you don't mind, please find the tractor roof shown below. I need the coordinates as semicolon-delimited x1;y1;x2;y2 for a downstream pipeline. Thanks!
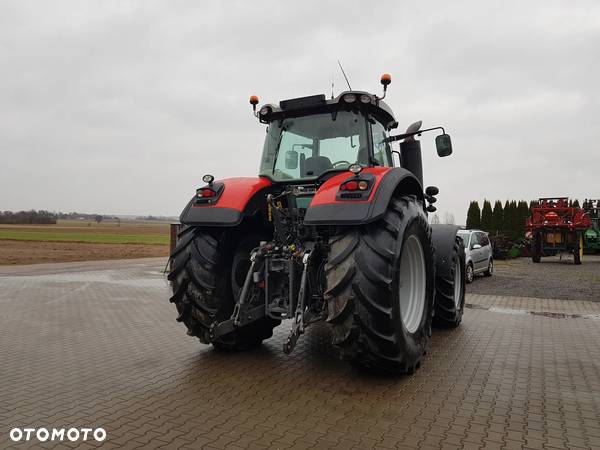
258;91;398;131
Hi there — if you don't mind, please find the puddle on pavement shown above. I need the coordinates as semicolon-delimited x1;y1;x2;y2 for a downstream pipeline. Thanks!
0;270;168;289
466;303;600;320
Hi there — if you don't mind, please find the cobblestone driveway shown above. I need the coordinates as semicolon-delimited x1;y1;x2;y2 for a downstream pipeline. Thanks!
1;258;599;449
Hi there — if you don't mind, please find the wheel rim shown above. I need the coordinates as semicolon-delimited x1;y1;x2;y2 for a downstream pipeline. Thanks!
467;265;473;282
453;260;462;308
489;260;493;274
399;234;426;334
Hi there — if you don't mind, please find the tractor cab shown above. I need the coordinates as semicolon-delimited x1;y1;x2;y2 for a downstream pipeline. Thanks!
256;90;398;183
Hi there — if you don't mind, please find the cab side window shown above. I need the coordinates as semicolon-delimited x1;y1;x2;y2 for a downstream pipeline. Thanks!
371;120;393;167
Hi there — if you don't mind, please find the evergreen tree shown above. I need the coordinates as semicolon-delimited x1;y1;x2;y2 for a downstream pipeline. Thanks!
509;200;519;239
517;200;529;238
480;199;493;232
466;201;481;229
504;200;511;236
492;200;503;235
505;201;512;239
529;199;539;211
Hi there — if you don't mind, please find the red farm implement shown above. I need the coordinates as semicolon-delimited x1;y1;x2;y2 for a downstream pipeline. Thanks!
525;197;591;264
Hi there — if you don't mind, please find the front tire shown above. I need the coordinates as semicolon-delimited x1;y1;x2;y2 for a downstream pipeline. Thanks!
168;227;278;350
324;196;435;374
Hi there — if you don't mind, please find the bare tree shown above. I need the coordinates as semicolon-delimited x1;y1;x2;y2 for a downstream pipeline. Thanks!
444;212;456;225
430;213;440;224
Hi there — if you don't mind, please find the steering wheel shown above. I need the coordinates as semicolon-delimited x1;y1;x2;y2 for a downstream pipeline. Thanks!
332;160;351;168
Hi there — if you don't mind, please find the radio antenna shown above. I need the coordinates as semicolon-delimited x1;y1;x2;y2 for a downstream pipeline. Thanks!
337;60;352;90
331;71;335;99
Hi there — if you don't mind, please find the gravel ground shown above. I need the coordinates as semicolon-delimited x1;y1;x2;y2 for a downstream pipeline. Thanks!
467;254;600;301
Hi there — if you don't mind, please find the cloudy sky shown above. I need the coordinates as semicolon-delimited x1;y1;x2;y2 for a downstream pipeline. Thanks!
1;1;599;222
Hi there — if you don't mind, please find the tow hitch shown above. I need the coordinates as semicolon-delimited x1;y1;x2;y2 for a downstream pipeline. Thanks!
210;242;321;354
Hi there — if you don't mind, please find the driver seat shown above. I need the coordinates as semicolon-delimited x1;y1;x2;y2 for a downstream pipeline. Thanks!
303;156;332;177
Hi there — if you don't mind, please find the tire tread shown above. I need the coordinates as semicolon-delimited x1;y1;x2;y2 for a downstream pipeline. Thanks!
169;227;276;349
325;196;434;374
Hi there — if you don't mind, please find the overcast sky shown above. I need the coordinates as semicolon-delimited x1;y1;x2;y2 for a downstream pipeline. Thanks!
1;1;599;222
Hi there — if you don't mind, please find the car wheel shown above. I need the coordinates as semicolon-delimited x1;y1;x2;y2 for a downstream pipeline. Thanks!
465;263;474;284
483;259;493;277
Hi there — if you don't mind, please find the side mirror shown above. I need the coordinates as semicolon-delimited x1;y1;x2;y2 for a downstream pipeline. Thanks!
285;150;299;170
435;134;453;157
472;243;482;250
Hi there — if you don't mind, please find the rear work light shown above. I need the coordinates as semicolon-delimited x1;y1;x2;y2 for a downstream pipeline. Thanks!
343;94;357;103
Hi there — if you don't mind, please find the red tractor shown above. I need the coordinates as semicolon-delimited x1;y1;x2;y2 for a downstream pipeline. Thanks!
525;197;591;265
168;75;466;374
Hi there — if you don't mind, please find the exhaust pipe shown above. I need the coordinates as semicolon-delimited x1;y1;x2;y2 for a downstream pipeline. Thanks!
400;139;423;187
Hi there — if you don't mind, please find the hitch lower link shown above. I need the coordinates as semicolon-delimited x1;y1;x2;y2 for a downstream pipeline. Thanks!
282;251;311;355
209;250;264;341
209;247;312;355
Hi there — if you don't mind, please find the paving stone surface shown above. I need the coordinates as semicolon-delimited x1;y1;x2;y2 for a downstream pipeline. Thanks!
1;258;599;449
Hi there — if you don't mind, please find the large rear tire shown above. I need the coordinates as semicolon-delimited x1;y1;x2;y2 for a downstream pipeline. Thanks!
324;196;435;374
433;237;466;328
532;232;541;263
168;227;279;350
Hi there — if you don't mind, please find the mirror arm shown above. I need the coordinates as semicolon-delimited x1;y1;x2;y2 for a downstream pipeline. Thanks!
384;126;446;143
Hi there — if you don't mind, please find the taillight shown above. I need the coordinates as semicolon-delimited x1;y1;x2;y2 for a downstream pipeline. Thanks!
197;189;215;198
194;181;222;205
344;181;358;191
340;180;369;191
337;174;374;201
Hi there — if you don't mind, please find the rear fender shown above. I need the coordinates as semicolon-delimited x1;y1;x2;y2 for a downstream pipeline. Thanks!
303;167;424;225
431;224;463;279
179;177;272;226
